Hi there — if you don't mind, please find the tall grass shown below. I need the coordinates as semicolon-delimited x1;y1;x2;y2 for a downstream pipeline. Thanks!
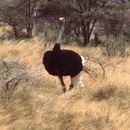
0;38;130;130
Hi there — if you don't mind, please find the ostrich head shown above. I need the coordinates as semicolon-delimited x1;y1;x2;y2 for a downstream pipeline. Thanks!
56;17;65;44
59;17;65;23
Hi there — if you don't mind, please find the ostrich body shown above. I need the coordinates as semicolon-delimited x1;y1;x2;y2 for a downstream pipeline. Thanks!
43;18;85;92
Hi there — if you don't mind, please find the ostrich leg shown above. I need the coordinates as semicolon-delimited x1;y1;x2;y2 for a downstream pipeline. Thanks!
69;77;74;90
58;76;66;92
70;72;85;89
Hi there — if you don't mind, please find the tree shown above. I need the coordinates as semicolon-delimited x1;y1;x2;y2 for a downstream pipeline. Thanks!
38;0;115;46
16;0;39;38
99;11;125;38
70;0;110;46
0;2;25;38
98;0;128;38
0;0;39;38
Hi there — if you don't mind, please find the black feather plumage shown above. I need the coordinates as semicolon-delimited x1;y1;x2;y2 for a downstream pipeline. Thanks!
43;44;83;77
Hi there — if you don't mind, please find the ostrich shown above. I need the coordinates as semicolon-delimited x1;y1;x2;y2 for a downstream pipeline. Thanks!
43;18;85;92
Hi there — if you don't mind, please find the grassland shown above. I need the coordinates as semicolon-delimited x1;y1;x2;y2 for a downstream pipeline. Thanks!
0;38;130;130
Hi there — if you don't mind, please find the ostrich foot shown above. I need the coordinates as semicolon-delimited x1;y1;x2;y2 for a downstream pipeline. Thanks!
69;84;74;90
62;86;66;93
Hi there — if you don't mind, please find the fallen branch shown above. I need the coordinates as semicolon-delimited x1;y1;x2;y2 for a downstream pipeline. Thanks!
83;56;111;79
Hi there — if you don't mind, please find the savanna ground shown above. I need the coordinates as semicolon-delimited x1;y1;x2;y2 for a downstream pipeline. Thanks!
0;37;130;130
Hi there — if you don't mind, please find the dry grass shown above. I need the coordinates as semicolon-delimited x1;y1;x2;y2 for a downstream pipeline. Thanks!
0;38;130;130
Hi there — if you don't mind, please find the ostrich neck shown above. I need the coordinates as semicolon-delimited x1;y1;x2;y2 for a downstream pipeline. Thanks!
52;22;65;54
56;23;65;44
53;43;60;53
52;43;60;61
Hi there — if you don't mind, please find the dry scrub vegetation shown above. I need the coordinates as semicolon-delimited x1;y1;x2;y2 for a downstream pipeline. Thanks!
0;38;130;130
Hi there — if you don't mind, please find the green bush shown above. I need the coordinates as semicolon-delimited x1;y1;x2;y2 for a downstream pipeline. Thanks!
102;36;129;57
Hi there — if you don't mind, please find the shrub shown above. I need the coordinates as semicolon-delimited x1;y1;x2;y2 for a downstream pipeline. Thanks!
102;36;129;57
0;59;43;99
